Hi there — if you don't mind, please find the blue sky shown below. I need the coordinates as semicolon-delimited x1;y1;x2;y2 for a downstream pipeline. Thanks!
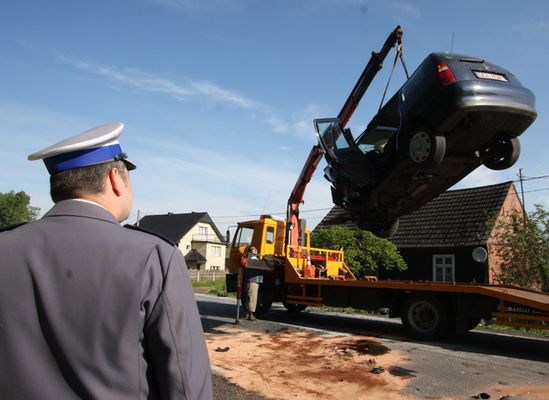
1;0;548;234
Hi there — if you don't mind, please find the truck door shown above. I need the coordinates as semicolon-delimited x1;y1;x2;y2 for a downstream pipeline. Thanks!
262;224;276;256
228;225;255;273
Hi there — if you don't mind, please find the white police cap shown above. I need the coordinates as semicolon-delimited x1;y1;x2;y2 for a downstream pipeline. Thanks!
28;122;136;175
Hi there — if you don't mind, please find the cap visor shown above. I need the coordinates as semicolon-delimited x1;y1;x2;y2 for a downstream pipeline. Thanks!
123;159;137;171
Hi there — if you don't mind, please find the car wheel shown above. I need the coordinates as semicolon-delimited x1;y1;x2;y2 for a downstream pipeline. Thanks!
479;135;521;170
406;127;446;168
401;295;451;340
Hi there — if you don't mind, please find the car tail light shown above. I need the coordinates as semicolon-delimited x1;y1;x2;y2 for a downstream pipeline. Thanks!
437;63;456;86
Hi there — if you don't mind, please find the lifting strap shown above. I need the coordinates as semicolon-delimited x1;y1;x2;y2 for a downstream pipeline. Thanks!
378;43;410;112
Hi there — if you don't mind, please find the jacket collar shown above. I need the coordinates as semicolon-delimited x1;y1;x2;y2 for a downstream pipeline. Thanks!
43;199;120;225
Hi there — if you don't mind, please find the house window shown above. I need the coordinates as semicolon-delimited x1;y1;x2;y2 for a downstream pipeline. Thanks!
266;227;275;244
186;245;190;250
211;245;221;257
199;226;208;236
433;254;455;282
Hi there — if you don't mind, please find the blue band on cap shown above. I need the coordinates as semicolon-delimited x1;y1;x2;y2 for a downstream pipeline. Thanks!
44;144;124;174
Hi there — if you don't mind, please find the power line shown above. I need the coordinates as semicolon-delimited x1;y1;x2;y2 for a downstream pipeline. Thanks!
210;207;333;219
523;188;549;194
514;174;549;182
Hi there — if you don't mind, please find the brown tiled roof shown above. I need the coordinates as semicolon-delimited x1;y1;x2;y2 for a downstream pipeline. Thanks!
315;181;514;248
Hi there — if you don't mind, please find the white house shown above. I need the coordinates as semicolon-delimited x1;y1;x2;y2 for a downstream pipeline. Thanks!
138;212;227;271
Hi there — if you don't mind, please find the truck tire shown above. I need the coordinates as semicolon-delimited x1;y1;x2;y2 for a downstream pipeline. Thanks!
241;286;272;318
401;295;450;340
465;318;481;331
255;300;273;317
283;302;308;313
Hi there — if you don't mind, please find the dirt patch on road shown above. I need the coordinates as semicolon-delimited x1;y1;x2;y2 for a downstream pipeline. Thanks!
486;384;549;400
206;325;418;400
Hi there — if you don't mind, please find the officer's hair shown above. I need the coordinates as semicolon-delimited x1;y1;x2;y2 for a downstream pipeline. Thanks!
50;161;127;203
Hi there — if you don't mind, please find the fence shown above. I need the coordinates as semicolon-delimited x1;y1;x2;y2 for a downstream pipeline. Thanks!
187;269;228;282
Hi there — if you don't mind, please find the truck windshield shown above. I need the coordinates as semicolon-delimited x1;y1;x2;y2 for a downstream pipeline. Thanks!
233;226;255;249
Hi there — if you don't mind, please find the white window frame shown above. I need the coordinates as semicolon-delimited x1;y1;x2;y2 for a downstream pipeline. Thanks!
211;245;221;257
432;254;455;282
199;225;208;236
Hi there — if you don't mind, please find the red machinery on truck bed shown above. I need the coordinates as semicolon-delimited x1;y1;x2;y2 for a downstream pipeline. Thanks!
226;27;548;339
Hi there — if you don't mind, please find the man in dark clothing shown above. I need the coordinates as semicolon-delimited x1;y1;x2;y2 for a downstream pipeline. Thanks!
0;122;212;399
243;246;263;321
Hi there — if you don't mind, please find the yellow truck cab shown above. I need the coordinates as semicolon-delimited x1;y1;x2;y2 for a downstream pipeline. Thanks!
227;215;288;274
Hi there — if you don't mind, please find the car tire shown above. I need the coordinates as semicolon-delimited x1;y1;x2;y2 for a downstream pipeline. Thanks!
406;127;446;168
401;294;451;340
479;135;521;170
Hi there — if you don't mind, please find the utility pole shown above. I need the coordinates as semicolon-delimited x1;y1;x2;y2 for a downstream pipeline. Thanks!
518;169;527;221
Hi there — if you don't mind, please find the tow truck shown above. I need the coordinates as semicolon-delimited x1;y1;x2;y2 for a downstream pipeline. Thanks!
225;26;548;339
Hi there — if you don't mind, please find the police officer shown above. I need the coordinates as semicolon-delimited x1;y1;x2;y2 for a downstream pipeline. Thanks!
0;122;212;399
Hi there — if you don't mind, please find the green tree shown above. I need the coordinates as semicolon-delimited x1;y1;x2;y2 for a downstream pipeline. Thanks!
491;204;549;292
0;191;40;228
311;226;406;277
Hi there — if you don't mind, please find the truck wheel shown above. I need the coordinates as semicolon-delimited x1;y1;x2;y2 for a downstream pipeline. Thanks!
241;285;271;317
466;318;481;331
254;286;272;317
479;135;520;170
406;126;446;168
255;300;272;317
283;302;308;313
401;295;450;340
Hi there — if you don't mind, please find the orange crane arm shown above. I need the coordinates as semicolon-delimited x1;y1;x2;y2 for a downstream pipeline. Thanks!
285;26;404;248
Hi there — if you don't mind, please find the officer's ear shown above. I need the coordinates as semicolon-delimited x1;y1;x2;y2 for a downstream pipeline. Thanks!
108;167;127;197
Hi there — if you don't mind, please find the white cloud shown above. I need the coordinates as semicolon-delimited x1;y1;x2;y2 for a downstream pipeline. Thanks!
385;1;421;19
453;166;509;189
510;19;549;35
289;103;325;139
190;80;258;109
54;53;302;136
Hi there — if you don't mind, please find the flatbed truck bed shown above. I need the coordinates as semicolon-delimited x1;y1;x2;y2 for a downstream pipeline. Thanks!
227;217;548;339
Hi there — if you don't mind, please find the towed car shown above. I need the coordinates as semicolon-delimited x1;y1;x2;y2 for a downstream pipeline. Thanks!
316;52;537;236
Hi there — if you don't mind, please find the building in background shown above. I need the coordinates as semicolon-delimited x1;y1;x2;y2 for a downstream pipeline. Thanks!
315;181;524;284
138;212;227;270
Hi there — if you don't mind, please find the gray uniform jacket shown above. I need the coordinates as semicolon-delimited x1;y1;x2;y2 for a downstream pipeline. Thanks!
0;200;212;399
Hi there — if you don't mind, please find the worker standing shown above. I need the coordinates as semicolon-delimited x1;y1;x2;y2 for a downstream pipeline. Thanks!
243;246;263;321
0;122;212;399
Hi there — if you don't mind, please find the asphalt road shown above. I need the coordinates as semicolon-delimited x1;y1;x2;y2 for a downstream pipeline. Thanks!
197;293;549;400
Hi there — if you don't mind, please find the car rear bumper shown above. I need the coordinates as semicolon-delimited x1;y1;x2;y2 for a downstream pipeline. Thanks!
422;81;537;148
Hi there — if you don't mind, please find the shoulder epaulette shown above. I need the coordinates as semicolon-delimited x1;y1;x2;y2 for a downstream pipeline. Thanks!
123;224;177;246
0;222;28;233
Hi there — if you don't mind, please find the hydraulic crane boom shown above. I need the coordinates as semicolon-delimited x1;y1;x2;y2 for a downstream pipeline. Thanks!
286;26;404;248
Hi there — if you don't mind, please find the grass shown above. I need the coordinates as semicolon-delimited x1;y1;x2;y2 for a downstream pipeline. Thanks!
477;320;549;338
191;279;230;297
